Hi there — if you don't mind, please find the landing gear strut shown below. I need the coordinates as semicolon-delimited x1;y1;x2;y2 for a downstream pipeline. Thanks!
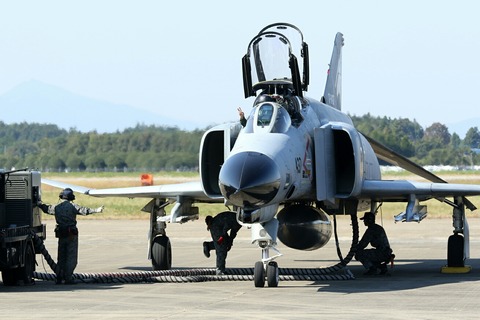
252;219;282;287
146;197;199;271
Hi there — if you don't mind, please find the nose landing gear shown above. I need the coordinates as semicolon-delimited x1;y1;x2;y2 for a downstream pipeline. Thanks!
254;249;281;288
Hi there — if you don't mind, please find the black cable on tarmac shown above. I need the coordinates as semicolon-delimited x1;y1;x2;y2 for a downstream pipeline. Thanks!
33;268;355;284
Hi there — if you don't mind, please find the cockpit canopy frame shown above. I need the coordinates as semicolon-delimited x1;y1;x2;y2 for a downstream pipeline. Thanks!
242;23;309;99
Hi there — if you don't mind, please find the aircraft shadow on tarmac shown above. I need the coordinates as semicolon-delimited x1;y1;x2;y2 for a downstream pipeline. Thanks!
310;258;480;293
0;280;128;292
4;258;478;292
116;258;480;294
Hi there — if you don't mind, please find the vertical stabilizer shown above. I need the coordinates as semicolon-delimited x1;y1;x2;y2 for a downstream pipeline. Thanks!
323;32;344;110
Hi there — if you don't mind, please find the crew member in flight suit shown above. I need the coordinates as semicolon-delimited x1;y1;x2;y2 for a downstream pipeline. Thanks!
355;211;394;275
203;211;242;275
238;107;247;127
39;188;104;284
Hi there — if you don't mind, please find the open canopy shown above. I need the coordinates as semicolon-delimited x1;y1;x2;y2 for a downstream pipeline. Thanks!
242;23;309;98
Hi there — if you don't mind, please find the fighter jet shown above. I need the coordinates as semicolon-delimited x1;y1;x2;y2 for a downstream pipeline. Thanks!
43;23;480;287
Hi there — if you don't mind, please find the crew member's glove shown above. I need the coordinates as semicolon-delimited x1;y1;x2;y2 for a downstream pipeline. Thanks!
217;236;224;245
37;202;49;213
94;205;105;213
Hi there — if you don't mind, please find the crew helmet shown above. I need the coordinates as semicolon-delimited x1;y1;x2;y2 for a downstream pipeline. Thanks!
59;188;75;201
360;211;375;224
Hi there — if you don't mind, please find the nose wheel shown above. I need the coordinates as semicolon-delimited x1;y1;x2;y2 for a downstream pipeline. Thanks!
254;260;279;288
266;261;279;287
254;261;265;287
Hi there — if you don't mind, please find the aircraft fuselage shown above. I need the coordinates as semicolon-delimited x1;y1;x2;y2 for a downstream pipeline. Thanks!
218;95;366;224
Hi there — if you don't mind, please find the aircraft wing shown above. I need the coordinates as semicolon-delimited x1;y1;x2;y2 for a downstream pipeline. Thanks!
363;134;447;183
363;134;477;210
361;179;480;222
42;178;222;203
361;179;480;202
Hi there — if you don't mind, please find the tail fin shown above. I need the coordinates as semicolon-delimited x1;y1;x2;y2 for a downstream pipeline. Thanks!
323;32;344;110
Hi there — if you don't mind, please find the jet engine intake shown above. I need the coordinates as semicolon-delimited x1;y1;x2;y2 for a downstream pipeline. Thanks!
277;204;332;251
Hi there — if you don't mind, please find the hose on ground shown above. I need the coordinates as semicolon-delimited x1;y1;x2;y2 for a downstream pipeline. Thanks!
31;230;59;275
34;267;354;284
312;212;359;276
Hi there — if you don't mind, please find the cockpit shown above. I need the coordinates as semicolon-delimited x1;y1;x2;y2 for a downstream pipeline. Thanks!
243;91;304;133
243;102;291;134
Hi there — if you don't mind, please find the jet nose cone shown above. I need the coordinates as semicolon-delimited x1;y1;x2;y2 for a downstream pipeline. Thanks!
219;152;281;208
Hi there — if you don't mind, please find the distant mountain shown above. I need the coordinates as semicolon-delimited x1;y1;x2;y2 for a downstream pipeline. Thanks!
0;80;198;133
2;80;477;136
447;118;480;139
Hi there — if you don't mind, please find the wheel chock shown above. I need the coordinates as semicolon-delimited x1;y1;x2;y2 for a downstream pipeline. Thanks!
441;265;472;274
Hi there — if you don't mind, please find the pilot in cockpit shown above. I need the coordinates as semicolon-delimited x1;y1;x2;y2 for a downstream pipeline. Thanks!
254;93;277;105
238;92;301;129
238;94;278;128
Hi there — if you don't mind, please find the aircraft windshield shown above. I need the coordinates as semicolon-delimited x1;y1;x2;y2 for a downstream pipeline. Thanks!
257;104;274;126
244;103;291;134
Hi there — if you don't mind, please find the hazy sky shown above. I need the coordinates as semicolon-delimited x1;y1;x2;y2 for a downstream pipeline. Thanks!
1;0;479;131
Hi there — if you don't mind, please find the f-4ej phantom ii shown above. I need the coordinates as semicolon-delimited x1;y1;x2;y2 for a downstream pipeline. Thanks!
43;23;480;287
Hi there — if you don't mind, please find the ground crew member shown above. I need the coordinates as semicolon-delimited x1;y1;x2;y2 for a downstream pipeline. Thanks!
39;188;104;284
203;211;242;275
355;211;394;275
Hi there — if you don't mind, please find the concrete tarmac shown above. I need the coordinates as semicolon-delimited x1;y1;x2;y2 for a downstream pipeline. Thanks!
1;216;480;319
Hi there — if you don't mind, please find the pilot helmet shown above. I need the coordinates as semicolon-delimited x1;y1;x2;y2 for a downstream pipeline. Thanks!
254;94;276;105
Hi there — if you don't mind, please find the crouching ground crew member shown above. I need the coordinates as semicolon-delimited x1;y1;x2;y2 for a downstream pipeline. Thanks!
39;188;104;284
355;212;394;275
203;211;242;275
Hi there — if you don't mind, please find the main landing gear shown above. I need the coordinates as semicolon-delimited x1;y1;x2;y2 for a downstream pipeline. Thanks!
148;199;172;270
442;197;471;273
146;197;199;271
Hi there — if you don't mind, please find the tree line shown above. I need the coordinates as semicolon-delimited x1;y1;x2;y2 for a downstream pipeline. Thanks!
1;115;480;172
0;122;204;172
352;113;480;166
